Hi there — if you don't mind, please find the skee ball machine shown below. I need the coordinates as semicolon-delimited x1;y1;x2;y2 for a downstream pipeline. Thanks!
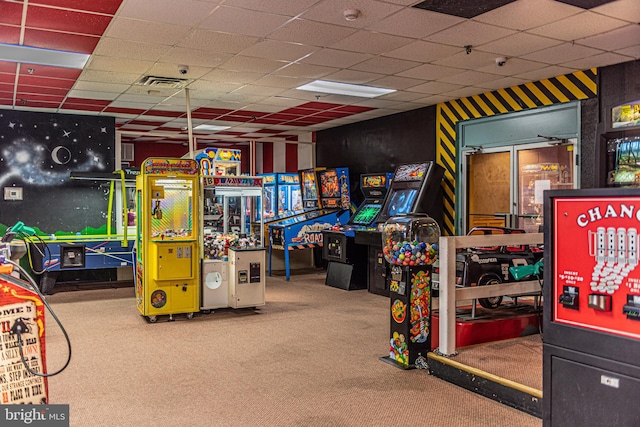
543;188;640;426
135;158;200;322
380;213;439;369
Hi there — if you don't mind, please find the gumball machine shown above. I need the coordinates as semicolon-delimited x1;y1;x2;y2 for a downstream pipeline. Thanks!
380;214;440;369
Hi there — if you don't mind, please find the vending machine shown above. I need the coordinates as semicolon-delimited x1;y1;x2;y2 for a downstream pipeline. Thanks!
135;158;200;322
543;188;640;426
379;214;440;369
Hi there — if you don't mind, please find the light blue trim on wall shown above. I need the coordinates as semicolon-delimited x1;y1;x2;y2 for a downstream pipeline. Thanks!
455;102;581;234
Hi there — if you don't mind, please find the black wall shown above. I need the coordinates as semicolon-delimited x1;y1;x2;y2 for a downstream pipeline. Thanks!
316;105;437;207
0;110;115;234
594;59;640;186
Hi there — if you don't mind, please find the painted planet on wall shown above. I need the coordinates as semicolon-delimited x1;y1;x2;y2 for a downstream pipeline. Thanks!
51;146;72;165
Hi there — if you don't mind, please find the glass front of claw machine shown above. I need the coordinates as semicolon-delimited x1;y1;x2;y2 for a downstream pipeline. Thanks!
135;158;200;320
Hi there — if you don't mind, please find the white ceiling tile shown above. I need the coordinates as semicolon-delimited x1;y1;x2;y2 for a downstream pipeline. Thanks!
367;7;464;38
86;56;155;74
253;75;313;88
414;94;455;105
199;6;291;37
425;21;517;47
384;41;462;63
330;30;413;55
474;58;550;77
79;69;142;85
514;65;578;82
231;85;287;97
376;90;429;102
222;0;319;16
616;45;640;58
398;63;464;80
300;0;403;28
66;90;118;101
118;0;219;26
105;18;192;45
522;42;603;65
72;81;131;93
592;0;640;23
93;38;168;62
478;33;564;57
239;40;319;62
577;25;640;51
350;98;404;109
300;48;372;68
561;52;636;70
406;81;464;95
321;69;385;84
178;29;259;54
351;56;422;74
475;0;582;31
446;86;487;99
218;56;289;74
268;19;358;47
474;77;530;91
368;75;426;90
528;11;629;41
272;62;339;78
432;50;500;69
439;70;503;86
201;69;266;84
161;48;233;68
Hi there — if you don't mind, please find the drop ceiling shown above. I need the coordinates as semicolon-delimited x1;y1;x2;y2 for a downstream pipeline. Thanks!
0;0;638;146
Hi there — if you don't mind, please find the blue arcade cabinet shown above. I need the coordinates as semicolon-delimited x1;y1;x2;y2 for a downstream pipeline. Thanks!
268;167;352;280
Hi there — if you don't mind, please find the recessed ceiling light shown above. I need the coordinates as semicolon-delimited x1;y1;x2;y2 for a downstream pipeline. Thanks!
296;80;396;98
193;124;231;132
0;43;89;69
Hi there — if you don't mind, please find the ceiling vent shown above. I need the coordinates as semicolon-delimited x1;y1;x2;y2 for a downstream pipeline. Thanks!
135;75;191;89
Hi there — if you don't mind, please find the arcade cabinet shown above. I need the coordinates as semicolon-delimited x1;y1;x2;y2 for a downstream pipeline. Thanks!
135;158;200;322
201;176;265;311
355;162;444;297
323;173;393;290
544;189;640;426
193;147;241;176
268;167;352;280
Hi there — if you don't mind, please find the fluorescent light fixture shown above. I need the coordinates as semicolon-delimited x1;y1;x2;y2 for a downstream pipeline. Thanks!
0;43;90;69
296;80;396;98
193;124;231;132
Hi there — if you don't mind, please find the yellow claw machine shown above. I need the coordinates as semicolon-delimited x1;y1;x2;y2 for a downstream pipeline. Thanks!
135;158;200;322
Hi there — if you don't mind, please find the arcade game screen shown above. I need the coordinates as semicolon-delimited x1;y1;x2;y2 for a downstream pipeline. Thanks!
318;170;340;198
383;188;418;217
607;136;640;186
350;203;382;226
301;169;318;200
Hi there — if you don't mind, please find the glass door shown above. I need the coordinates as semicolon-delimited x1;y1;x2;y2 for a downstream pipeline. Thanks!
460;140;577;234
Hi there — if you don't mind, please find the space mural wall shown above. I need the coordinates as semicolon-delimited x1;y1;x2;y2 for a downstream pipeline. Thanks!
0;110;115;235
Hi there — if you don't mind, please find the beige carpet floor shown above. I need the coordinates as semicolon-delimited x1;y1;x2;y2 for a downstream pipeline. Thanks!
42;271;542;427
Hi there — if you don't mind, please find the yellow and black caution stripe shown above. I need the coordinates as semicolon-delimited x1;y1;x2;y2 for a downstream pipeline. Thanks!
436;69;597;236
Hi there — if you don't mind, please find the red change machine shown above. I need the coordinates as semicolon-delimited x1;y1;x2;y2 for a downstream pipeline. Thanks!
544;188;640;426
